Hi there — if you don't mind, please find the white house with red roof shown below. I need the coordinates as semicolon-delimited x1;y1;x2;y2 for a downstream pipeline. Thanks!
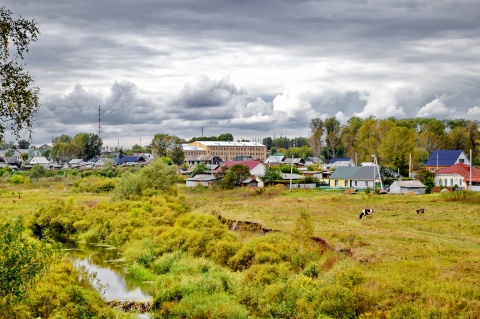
434;163;480;191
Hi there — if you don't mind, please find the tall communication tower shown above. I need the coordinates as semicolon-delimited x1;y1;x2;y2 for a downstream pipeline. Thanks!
98;105;101;138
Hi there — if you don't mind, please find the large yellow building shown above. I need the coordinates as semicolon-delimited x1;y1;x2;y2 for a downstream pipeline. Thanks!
184;141;267;161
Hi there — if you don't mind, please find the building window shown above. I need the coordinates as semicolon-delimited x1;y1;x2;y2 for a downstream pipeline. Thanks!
459;159;464;163
459;180;462;187
429;167;434;172
335;180;338;187
450;179;454;186
439;179;442;186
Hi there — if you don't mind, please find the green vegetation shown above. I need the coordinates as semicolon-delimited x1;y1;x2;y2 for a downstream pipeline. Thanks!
0;7;40;140
219;164;252;189
2;169;480;318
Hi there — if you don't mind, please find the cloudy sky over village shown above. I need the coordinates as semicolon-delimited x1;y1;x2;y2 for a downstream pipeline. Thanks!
4;0;480;148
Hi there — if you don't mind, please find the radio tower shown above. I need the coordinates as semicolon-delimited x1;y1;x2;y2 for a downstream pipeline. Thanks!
98;105;101;138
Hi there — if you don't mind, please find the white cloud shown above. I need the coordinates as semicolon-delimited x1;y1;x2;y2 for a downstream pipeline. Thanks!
416;97;453;117
355;90;406;118
466;106;480;119
272;89;316;119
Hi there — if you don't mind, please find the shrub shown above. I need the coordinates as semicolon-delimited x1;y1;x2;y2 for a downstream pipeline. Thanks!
11;174;24;184
73;177;116;193
111;158;180;200
0;217;59;311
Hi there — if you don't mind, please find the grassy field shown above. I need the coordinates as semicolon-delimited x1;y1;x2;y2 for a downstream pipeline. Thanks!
2;180;480;318
181;185;480;317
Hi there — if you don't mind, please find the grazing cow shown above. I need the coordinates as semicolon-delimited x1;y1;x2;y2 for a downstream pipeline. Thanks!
416;208;425;214
359;208;374;219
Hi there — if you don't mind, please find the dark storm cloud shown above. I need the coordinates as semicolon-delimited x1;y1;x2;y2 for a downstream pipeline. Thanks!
174;75;246;108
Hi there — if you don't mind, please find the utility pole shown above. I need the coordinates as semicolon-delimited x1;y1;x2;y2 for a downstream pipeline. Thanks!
290;155;294;190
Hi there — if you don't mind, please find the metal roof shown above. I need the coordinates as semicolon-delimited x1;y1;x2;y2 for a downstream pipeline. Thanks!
390;180;425;188
193;141;265;147
329;166;380;180
425;150;465;167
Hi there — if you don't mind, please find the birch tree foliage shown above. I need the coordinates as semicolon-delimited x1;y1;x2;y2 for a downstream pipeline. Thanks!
0;7;40;140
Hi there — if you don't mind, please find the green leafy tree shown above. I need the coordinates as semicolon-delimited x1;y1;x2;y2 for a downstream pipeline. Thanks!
70;133;102;160
191;163;208;177
448;126;470;153
260;166;282;185
218;133;234;141
0;8;40;140
0;218;57;311
357;117;386;163
111;157;180;200
263;137;273;150
279;163;301;175
151;133;185;165
424;177;435;194
272;136;290;149
378;126;416;175
51;135;73;163
220;164;251;189
341;116;363;160
309;118;325;157
28;164;46;180
323;117;343;160
285;145;314;159
17;139;29;149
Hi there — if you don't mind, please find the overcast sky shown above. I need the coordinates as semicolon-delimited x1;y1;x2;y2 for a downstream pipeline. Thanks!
4;0;480;149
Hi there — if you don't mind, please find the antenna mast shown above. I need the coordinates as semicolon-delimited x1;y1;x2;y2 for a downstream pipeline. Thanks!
98;105;101;138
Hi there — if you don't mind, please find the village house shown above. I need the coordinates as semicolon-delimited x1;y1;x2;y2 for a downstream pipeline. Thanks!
283;157;305;168
434;163;480;191
216;160;266;177
29;157;51;168
68;159;88;169
425;150;470;172
185;174;216;187
304;156;323;167
116;156;146;166
264;154;285;166
184;155;222;167
388;180;426;194
329;166;381;189
0;157;20;170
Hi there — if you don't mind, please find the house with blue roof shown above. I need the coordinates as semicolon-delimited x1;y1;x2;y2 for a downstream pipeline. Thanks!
116;156;146;166
425;150;469;172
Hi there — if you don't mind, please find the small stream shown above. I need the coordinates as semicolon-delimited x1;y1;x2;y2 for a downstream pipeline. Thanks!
66;244;153;318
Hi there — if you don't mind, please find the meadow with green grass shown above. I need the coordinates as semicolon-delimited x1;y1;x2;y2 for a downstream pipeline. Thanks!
1;162;480;318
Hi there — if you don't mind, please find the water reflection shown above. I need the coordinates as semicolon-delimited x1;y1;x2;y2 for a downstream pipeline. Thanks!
74;257;151;302
67;244;152;302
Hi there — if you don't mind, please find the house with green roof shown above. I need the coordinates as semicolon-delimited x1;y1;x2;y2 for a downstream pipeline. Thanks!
329;166;381;189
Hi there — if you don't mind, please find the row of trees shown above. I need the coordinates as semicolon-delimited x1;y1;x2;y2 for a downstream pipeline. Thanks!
309;116;480;175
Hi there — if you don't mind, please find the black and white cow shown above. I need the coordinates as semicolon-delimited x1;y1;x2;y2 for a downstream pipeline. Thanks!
359;208;374;219
416;208;425;214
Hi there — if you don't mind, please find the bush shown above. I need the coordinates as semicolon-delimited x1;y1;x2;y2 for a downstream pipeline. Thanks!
0;217;59;311
73;177;116;193
111;158;180;200
11;174;24;184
